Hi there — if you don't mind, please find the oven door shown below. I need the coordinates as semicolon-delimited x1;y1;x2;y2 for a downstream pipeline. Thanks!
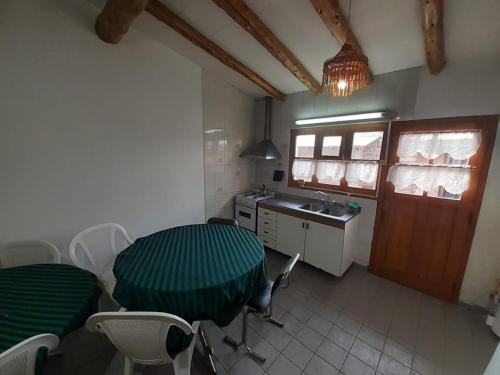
235;204;256;232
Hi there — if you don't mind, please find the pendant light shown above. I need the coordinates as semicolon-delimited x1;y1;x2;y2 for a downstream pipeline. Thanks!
321;0;370;97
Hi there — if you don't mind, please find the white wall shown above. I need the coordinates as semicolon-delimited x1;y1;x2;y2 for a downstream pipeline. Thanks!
255;59;500;307
202;71;256;220
255;67;422;266
413;56;500;307
0;0;205;259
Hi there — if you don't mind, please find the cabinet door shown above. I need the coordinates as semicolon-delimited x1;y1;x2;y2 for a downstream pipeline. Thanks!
304;221;344;276
276;213;306;260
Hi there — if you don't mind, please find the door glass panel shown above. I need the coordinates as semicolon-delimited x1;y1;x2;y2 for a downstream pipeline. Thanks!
352;131;384;160
295;135;315;158
321;136;342;156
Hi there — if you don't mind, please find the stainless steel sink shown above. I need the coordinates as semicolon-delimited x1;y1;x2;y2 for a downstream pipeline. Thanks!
298;203;325;212
319;206;347;217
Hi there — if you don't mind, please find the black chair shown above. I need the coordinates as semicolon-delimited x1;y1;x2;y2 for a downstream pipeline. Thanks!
223;253;301;361
206;217;239;227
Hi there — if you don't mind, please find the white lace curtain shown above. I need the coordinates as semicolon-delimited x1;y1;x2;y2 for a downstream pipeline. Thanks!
316;161;346;185
292;159;315;182
387;165;471;194
292;160;378;188
345;163;379;186
398;131;481;160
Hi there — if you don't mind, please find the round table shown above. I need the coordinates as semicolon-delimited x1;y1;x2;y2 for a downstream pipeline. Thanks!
0;264;102;373
112;224;268;356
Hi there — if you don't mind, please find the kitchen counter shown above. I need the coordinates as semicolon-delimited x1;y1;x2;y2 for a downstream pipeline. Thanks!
258;194;360;230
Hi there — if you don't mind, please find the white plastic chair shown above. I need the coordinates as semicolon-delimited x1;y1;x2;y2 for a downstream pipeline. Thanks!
0;241;61;269
69;223;133;296
0;334;59;375
86;312;200;375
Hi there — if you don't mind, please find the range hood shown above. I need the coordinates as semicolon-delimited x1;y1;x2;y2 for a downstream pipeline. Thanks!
240;96;281;160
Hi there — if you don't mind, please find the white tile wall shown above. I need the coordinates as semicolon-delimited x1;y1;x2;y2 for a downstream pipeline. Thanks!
203;71;256;220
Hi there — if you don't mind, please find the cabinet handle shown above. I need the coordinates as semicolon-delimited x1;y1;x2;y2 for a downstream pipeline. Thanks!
302;222;305;228
306;222;310;229
264;221;269;224
264;212;269;215
264;230;268;234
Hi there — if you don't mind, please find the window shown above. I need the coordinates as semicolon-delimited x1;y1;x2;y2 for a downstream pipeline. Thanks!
289;123;387;197
387;131;481;200
322;136;342;156
295;134;315;158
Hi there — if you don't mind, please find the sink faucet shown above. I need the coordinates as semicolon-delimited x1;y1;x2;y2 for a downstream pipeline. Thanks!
314;191;334;206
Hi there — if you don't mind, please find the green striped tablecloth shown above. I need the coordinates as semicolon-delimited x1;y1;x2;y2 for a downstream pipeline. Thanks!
0;264;102;374
113;224;268;353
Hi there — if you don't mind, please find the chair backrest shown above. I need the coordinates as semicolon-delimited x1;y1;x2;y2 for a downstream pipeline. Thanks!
0;241;61;269
207;217;239;227
85;312;198;365
69;223;133;275
271;253;300;295
0;334;59;375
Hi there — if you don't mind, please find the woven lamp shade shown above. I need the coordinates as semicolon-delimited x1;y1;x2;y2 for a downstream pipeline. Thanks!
322;43;370;97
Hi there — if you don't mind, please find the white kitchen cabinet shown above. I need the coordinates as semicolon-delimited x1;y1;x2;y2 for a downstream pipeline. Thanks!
263;206;360;277
304;221;343;275
276;213;306;260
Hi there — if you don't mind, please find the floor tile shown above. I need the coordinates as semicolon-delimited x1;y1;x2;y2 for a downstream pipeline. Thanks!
280;313;304;336
336;314;362;336
378;354;411;375
230;356;264;375
266;354;301;375
289;304;314;323
383;339;414;368
412;353;443;375
316;303;341;323
304;354;340;375
327;325;355;351
351;338;382;369
295;325;324;351
342;354;376;375
358;326;386;351
282;339;314;370
263;325;293;351
316;338;348;370
307;313;332;336
246;328;280;370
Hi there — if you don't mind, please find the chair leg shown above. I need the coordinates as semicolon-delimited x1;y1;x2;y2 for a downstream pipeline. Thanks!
123;357;134;375
172;351;192;375
263;301;284;328
223;308;266;362
199;325;217;374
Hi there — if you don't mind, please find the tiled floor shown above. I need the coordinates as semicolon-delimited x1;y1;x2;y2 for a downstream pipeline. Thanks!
47;249;498;375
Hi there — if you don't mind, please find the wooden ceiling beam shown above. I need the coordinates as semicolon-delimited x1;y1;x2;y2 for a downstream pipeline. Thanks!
95;0;149;44
310;0;363;54
420;0;445;74
146;0;285;101
212;0;321;93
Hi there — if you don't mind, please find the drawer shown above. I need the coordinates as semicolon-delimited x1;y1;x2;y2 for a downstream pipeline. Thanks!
258;207;277;221
258;217;277;231
258;226;276;240
259;236;276;249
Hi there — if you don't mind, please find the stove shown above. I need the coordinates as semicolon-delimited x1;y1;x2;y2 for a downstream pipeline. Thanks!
234;191;273;232
235;191;273;209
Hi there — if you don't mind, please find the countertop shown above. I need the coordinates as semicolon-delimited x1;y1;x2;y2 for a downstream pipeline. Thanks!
258;193;360;229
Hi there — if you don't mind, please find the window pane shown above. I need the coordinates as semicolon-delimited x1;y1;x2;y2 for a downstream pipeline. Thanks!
316;161;345;185
345;162;379;190
292;159;315;182
394;185;424;196
295;134;315;158
322;136;342;156
352;131;384;160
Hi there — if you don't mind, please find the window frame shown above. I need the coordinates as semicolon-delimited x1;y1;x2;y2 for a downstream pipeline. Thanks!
288;122;388;198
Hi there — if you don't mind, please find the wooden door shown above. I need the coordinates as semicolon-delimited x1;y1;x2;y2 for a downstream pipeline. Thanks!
304;220;344;276
370;116;498;302
276;213;306;260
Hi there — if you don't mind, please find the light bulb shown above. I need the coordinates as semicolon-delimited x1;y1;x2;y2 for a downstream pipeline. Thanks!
337;80;347;90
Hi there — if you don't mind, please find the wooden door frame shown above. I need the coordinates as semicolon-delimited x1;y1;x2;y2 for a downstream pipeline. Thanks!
369;115;498;302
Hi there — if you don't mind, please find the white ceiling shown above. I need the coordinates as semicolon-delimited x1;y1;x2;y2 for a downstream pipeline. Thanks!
137;0;500;98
